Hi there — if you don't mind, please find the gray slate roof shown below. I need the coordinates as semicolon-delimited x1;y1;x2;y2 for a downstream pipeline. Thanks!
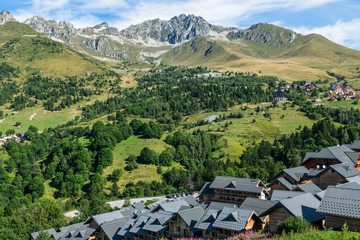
239;197;276;216
209;176;264;194
129;214;153;236
294;181;322;194
303;145;356;165
98;217;129;240
276;177;296;190
329;163;360;178
317;186;360;219
85;210;124;226
132;202;146;210
206;201;236;210
116;218;136;238
271;190;306;201
262;193;324;223
58;224;95;240
31;229;57;240
283;166;309;182
182;195;200;207
143;210;174;233
212;207;255;232
146;200;166;211
177;206;205;232
158;199;190;212
316;181;360;200
345;140;360;151
199;182;214;196
194;208;221;232
345;175;360;184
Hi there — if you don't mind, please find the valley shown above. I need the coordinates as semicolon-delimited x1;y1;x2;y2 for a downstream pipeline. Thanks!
0;9;360;240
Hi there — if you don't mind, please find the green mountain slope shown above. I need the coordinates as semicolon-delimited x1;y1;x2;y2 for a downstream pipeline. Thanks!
161;24;360;83
0;21;107;78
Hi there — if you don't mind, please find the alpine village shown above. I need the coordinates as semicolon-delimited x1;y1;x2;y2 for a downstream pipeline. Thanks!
0;4;360;240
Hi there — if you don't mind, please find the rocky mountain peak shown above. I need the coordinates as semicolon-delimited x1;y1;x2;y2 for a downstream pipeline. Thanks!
0;10;17;25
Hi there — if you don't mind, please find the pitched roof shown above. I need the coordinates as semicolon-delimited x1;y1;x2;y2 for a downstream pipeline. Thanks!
59;224;96;240
177;206;205;232
209;176;264;194
345;140;360;150
271;190;306;201
146;200;166;211
276;177;296;190
294;181;321;194
316;181;360;200
345;175;360;184
317;186;360;219
158;199;190;212
31;229;57;240
212;207;256;232
182;195;200;207
142;210;174;233
85;210;124;226
199;182;214;196
262;193;324;223
129;214;152;235
132;202;146;210
116;218;136;238
329;163;360;178
206;201;236;210
98;217;129;240
194;208;221;231
303;145;356;165
283;166;309;182
239;197;276;216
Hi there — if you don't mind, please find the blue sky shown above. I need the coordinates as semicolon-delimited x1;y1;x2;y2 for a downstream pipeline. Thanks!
2;0;360;50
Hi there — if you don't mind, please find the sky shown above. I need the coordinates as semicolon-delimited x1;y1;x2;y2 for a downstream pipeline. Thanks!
1;0;360;50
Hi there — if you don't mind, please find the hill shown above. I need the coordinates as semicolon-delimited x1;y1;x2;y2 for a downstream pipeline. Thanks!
19;14;360;82
0;21;108;77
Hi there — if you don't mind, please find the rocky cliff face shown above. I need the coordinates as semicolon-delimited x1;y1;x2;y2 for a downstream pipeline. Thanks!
121;14;235;45
0;10;17;25
227;23;300;47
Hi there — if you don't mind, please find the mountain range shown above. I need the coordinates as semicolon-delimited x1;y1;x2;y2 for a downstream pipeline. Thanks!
1;10;360;82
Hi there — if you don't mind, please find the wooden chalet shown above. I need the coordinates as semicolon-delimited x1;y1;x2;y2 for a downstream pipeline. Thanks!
317;186;360;231
273;90;287;101
260;193;324;232
168;206;204;238
302;144;360;170
312;163;360;189
198;176;269;205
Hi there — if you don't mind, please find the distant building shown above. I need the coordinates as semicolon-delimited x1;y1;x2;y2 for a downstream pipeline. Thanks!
330;83;355;96
273;90;287;101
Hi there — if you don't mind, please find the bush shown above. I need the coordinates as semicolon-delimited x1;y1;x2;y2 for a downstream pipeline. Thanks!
276;216;311;234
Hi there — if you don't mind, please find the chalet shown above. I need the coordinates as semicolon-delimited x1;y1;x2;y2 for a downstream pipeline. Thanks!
198;176;269;205
85;210;125;229
317;186;360;231
311;163;360;190
303;81;318;90
194;206;263;239
267;166;312;193
239;197;277;229
301;145;360;169
330;83;355;96
168;206;204;238
260;193;325;232
142;211;174;240
273;90;287;101
93;218;129;240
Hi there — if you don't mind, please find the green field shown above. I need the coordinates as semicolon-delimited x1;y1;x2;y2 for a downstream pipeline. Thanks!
184;105;314;160
103;135;175;190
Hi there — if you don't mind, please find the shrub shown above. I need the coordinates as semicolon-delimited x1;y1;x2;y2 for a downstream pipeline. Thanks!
276;216;311;234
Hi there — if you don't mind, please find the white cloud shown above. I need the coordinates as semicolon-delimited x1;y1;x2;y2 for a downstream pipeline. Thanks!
293;19;360;50
112;0;341;29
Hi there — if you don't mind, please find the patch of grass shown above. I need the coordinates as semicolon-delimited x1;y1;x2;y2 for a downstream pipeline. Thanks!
43;179;56;199
186;106;314;160
103;135;174;190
